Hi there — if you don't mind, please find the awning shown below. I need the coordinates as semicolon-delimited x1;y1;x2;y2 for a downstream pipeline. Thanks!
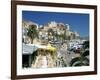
23;43;38;55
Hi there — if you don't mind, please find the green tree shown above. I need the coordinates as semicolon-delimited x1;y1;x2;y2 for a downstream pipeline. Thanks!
69;41;89;66
83;40;89;49
27;25;38;44
69;51;89;66
48;28;54;41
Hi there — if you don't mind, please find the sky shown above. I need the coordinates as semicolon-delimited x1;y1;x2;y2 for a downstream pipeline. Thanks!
22;11;89;37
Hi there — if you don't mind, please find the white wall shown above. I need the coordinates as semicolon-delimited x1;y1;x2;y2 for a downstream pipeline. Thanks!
0;0;99;80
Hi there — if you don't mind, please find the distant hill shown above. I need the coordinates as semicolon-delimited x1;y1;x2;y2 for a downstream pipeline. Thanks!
80;36;89;40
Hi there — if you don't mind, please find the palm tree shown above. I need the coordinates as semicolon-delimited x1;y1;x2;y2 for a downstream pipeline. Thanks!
69;41;89;66
54;31;59;41
69;50;89;66
48;28;54;41
83;40;89;49
27;25;38;44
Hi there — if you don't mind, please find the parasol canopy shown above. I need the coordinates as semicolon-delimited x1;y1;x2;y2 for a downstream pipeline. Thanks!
47;44;57;52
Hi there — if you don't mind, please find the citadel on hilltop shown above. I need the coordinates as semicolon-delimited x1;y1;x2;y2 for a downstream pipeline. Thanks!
22;20;80;44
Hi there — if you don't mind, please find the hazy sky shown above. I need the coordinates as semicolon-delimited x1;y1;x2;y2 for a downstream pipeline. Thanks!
22;11;89;37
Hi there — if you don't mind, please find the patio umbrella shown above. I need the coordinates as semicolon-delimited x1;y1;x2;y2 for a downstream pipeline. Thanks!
47;44;57;52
